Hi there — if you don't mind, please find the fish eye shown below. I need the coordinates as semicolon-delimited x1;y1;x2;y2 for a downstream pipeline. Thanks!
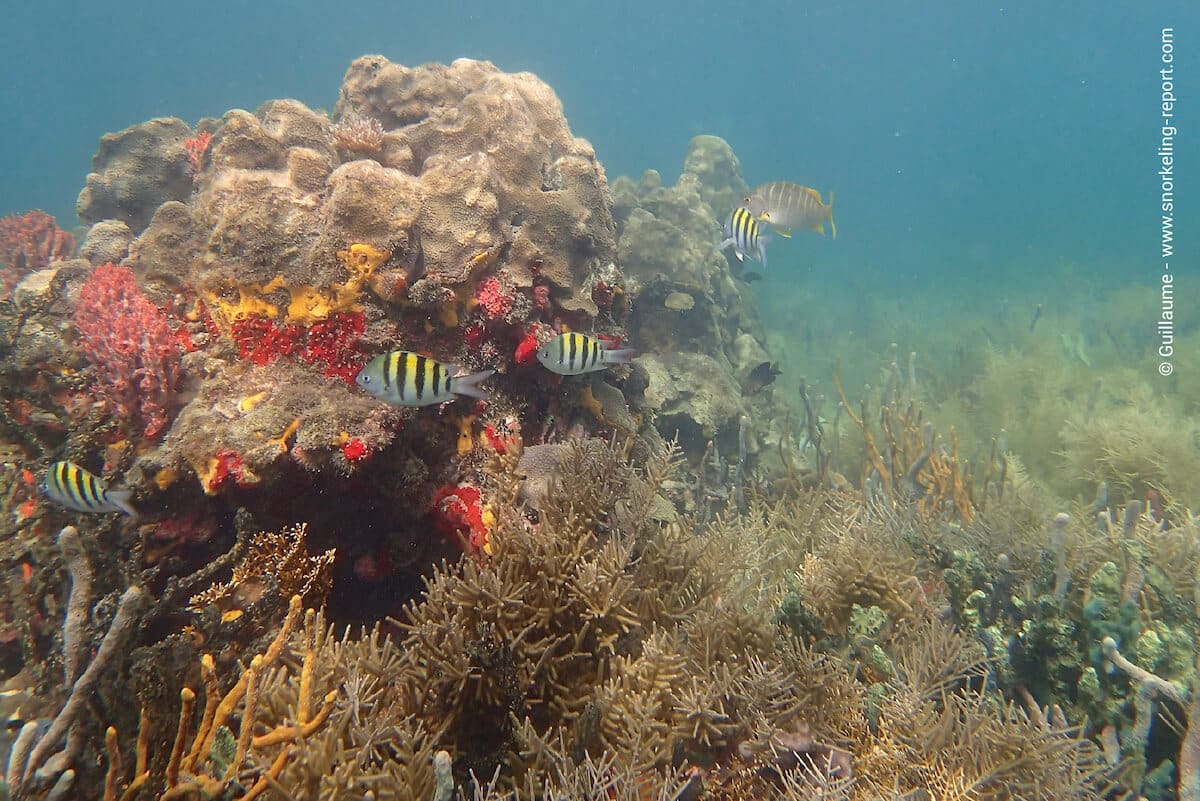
360;375;370;383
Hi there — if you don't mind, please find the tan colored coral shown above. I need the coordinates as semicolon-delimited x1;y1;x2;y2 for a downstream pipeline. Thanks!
335;55;617;312
188;523;334;614
77;117;196;232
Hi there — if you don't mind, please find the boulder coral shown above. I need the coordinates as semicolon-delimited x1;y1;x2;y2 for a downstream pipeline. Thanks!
76;117;197;233
334;55;617;313
614;135;791;470
61;58;632;550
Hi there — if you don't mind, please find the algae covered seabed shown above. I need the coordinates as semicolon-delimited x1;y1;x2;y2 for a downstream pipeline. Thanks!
0;56;1196;801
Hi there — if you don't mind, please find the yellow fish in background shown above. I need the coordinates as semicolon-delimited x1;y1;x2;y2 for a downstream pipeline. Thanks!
744;181;837;239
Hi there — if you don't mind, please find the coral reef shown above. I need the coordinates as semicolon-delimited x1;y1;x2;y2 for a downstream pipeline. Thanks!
0;211;75;298
61;56;634;524
76;117;197;233
5;51;1200;801
611;135;793;495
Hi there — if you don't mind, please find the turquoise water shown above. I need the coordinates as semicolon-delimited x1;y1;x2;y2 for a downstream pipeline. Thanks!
2;1;1194;286
3;5;1200;799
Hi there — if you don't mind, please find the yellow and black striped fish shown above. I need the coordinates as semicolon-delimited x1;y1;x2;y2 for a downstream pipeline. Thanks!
536;332;635;376
356;351;493;406
716;206;769;268
42;461;136;516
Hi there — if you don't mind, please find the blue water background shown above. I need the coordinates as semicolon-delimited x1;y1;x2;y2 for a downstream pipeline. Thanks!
1;1;1195;294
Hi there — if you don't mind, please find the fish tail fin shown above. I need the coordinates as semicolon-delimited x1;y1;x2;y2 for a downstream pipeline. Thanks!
828;192;836;239
454;369;494;401
602;348;636;365
107;489;138;519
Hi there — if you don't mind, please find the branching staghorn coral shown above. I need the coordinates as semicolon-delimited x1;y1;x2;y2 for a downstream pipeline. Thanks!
17;434;1127;801
787;494;927;638
366;436;1119;801
41;436;1154;801
875;617;1115;801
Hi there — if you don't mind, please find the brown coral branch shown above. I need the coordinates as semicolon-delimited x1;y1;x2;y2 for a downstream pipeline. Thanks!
833;358;892;497
182;654;220;773
57;526;91;687
227;655;263;781
134;707;150;781
298;607;316;722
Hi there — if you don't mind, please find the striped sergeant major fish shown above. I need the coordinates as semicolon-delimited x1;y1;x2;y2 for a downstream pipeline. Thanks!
356;351;493;406
537;332;635;376
42;460;136;516
716;206;769;268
